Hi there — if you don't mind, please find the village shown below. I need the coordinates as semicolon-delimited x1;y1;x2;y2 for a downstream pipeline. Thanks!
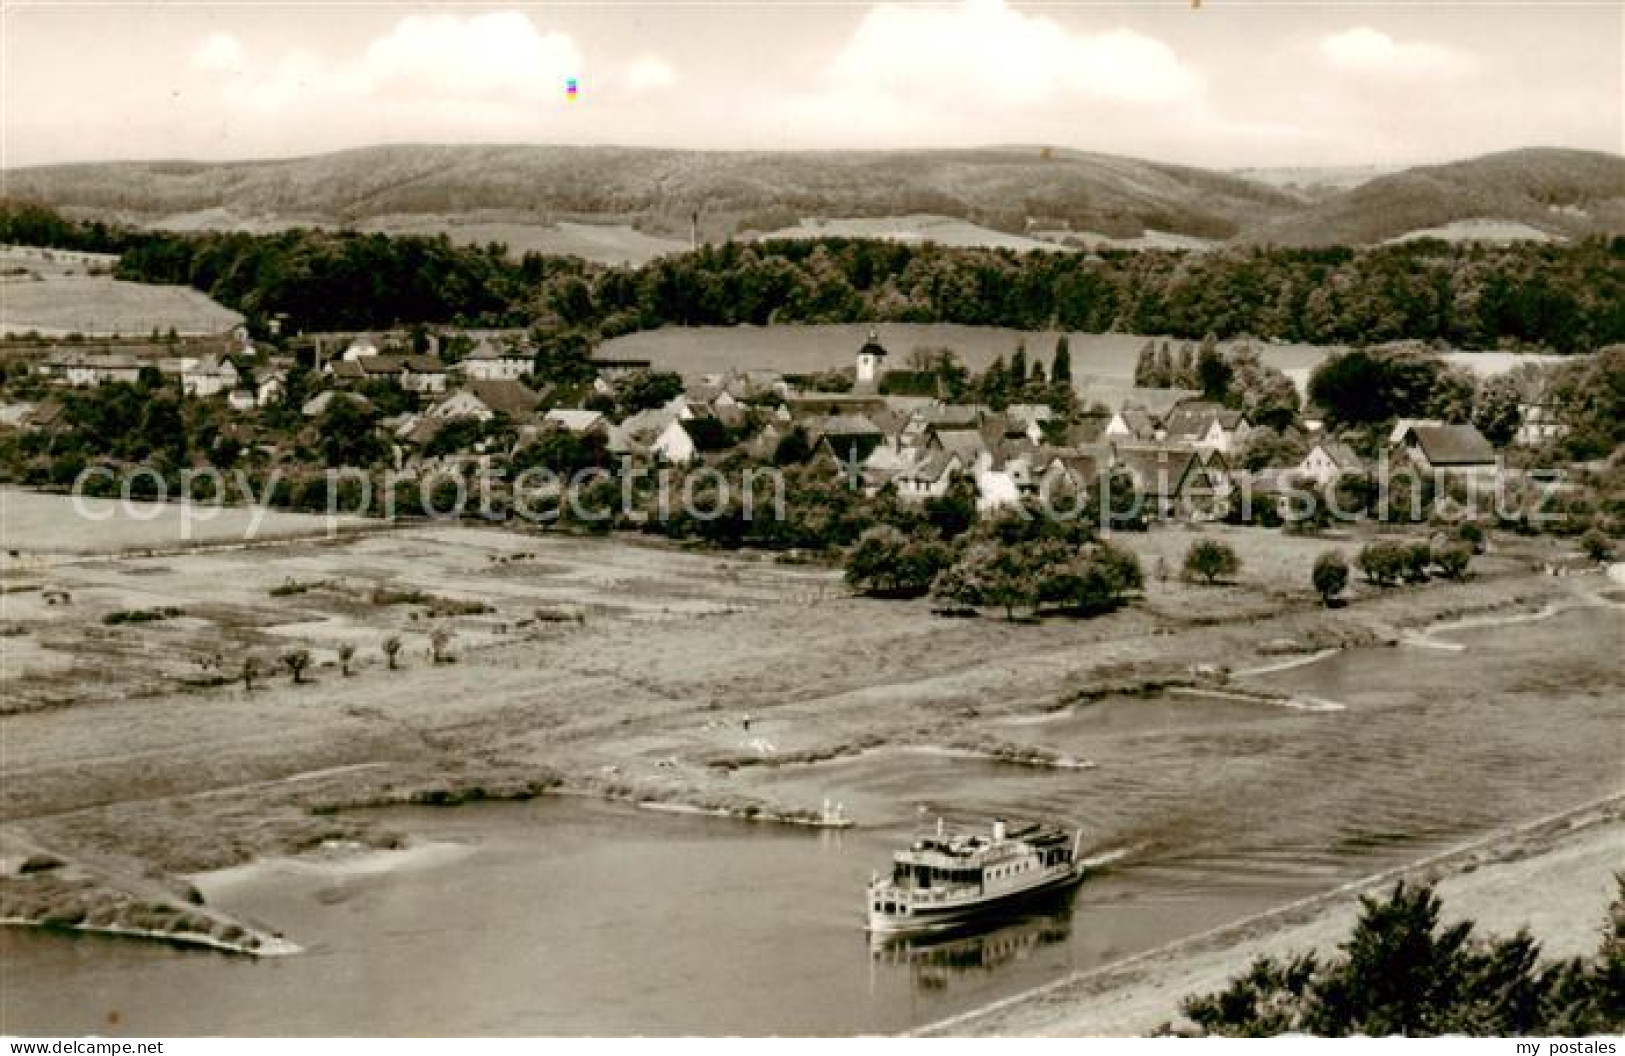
0;321;1578;532
0;225;1620;1043
1;273;1621;1040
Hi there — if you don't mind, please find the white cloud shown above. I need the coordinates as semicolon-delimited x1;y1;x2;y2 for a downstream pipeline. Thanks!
213;11;582;116
1319;28;1472;78
192;32;245;74
751;0;1213;154
358;12;580;102
828;0;1202;110
624;55;678;96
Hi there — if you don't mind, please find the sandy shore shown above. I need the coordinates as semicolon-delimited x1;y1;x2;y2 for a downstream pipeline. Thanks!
915;797;1624;1037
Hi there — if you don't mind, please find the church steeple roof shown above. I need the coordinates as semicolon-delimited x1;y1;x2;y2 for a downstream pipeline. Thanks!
858;327;888;358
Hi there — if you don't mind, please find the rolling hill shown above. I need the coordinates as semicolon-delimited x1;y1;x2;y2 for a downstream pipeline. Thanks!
1237;148;1625;246
0;144;1299;246
3;144;1621;262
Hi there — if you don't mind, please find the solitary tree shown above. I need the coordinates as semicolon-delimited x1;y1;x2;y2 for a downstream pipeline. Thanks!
1133;341;1160;387
1579;529;1614;563
337;642;356;676
241;656;260;693
429;627;453;664
1312;551;1350;606
1051;335;1073;385
1183;539;1241;585
281;648;312;684
382;635;403;670
1472;375;1523;448
1196;336;1233;402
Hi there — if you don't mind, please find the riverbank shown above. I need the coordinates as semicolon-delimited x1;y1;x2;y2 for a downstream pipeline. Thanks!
914;796;1625;1037
2;512;1616;967
0;829;297;957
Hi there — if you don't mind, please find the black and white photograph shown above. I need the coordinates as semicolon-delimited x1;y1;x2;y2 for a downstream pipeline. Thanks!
0;0;1621;1042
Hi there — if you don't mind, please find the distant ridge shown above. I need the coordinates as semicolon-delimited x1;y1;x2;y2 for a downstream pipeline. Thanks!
4;144;1621;260
0;144;1306;246
1236;148;1625;246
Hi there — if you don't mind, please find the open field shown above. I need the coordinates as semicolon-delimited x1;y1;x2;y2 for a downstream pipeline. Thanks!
600;323;1583;389
1;487;365;556
0;275;242;337
752;215;1067;253
0;246;118;278
0;490;1606;818
1385;218;1564;245
355;215;688;266
1063;229;1218;252
598;324;1344;382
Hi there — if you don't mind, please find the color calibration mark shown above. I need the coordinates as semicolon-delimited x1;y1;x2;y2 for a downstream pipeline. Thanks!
566;77;579;101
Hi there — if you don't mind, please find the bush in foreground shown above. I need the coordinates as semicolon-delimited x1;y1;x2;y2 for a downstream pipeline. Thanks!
1179;877;1624;1037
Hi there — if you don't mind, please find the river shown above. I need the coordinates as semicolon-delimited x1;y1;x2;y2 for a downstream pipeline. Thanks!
3;607;1620;1035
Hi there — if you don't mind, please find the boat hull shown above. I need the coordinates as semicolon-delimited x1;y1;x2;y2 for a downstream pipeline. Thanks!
865;864;1086;936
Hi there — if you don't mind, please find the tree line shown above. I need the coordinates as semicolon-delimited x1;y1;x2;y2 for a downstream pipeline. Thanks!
5;202;1622;352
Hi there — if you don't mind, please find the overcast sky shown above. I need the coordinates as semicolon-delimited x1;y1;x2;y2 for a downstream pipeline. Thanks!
3;1;1620;170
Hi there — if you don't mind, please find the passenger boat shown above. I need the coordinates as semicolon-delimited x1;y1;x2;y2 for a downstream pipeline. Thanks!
865;817;1085;935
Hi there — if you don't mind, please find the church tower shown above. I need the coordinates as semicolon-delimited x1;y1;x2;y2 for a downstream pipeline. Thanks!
855;328;888;390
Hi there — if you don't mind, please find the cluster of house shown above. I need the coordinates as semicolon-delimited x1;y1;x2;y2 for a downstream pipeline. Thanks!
31;330;289;410
367;332;1508;519
13;328;1518;516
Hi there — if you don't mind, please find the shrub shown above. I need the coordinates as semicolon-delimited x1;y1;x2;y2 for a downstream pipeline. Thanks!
1402;541;1434;584
102;606;184;626
1433;542;1473;581
371;586;429;607
1183;539;1240;585
1579;529;1615;563
1456;521;1486;554
281;648;312;683
845;526;955;598
1182;878;1625;1037
1357;541;1408;586
18;853;64;874
425;597;493;618
1312;551;1349;606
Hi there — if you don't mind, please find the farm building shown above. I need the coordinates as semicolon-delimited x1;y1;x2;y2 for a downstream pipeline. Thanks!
1390;423;1499;481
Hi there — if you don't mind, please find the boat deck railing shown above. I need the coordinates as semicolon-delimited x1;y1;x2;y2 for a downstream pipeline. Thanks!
897;884;983;905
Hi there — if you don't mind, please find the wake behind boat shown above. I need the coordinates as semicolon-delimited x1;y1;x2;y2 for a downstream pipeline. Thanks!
866;817;1085;935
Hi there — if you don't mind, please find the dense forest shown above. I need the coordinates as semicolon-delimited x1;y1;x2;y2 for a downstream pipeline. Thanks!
4;201;1623;352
